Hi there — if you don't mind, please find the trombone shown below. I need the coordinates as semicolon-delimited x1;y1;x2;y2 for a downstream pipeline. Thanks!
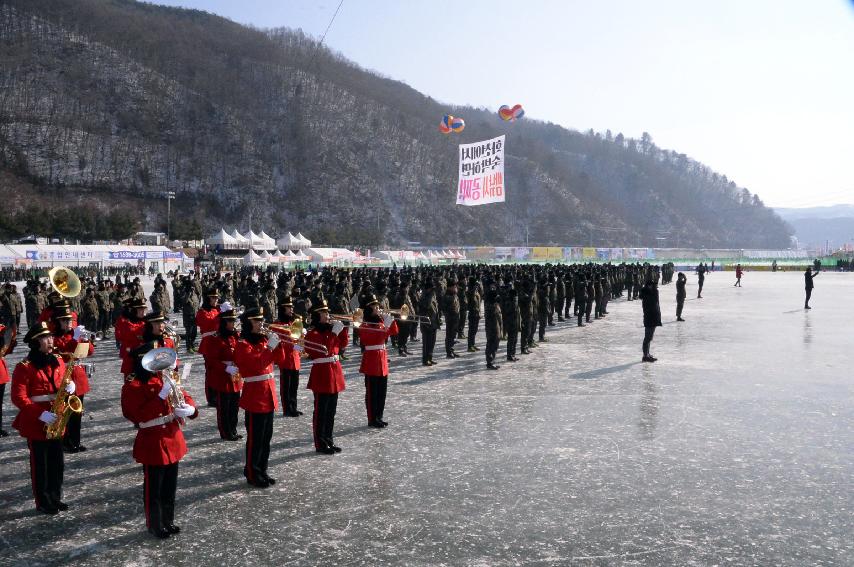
329;308;363;328
261;319;328;355
382;304;430;325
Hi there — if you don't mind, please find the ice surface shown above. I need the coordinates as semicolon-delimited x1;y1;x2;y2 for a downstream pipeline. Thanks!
0;271;851;565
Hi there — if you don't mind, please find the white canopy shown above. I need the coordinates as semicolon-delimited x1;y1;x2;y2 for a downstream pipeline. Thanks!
243;250;264;265
258;231;276;248
295;233;312;248
230;229;250;246
207;229;239;248
259;250;272;259
276;232;302;250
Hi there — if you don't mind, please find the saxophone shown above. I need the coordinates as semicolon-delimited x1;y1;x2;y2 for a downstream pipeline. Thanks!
45;361;83;440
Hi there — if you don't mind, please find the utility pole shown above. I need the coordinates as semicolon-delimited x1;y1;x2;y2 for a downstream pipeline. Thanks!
165;191;176;242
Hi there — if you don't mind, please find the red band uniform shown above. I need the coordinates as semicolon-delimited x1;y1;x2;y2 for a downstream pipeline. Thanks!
121;311;197;539
357;295;398;428
10;322;70;514
274;296;303;417
114;297;147;377
304;300;349;454
206;308;243;440
0;322;16;437
233;308;285;488
195;290;221;406
51;308;95;452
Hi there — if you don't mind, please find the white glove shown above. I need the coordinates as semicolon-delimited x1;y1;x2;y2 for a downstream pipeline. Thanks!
267;333;280;349
220;301;233;312
383;314;394;328
332;321;344;335
65;380;76;395
73;326;85;341
225;364;239;375
159;381;174;400
39;411;58;425
294;344;304;353
172;403;195;418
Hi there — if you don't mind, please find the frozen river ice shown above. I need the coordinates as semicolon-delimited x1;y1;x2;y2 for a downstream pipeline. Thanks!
0;271;851;565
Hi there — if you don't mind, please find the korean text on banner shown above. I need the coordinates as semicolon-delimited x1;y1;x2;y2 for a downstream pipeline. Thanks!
457;135;505;206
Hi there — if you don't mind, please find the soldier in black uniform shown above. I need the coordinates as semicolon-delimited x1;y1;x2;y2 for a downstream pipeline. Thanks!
418;280;439;366
466;277;481;352
574;275;587;327
503;285;520;362
585;277;595;323
804;266;819;309
536;278;550;342
518;279;533;354
457;278;468;341
390;279;414;356
483;285;502;370
696;263;706;299
554;274;566;322
441;279;460;358
676;272;687;321
640;275;662;362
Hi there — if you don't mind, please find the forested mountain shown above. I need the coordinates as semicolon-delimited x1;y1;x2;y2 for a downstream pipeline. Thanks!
0;0;793;248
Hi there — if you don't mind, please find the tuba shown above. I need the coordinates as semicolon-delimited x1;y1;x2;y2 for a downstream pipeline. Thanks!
48;266;81;298
45;342;88;439
141;347;184;408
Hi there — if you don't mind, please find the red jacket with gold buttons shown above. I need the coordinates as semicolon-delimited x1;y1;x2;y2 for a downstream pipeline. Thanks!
11;355;68;440
357;317;398;377
121;373;198;466
205;333;242;393
52;332;95;396
234;336;285;413
305;324;349;394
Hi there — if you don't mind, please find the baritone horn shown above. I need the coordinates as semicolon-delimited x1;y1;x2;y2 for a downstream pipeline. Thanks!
48;266;81;298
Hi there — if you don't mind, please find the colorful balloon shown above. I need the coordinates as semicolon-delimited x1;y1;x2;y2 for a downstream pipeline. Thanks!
439;114;465;134
498;104;525;122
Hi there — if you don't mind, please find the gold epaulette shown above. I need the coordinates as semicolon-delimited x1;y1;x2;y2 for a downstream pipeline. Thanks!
20;359;31;366
124;373;136;382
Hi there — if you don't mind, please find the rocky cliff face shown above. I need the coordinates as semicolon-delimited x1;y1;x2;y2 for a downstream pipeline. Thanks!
0;1;792;248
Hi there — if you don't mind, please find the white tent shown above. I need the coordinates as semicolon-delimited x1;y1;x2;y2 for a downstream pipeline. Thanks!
243;250;264;265
207;229;239;250
259;250;272;259
230;229;250;248
294;250;310;261
295;233;312;249
244;230;267;250
276;232;301;250
258;231;277;250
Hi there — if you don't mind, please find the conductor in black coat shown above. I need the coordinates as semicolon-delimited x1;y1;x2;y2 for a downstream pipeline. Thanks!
640;276;662;362
804;266;820;309
675;272;687;321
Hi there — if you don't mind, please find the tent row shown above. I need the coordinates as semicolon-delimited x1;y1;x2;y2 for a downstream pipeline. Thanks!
207;229;312;251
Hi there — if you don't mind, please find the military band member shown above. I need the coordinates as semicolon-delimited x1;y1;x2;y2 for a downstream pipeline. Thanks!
52;308;94;453
357;294;398;428
122;313;198;539
207;308;242;440
196;289;222;406
676;272;687;321
115;297;147;378
274;296;303;417
304;300;349;454
11;322;71;514
233;308;285;488
466;276;481;352
0;321;15;437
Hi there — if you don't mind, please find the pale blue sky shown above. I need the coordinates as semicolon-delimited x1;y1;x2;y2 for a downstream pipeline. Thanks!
152;0;854;208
